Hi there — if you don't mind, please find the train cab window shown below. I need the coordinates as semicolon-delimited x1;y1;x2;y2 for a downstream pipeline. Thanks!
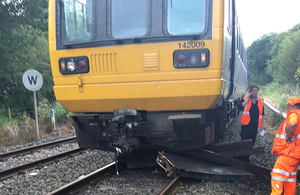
111;0;147;39
62;0;92;44
167;0;206;35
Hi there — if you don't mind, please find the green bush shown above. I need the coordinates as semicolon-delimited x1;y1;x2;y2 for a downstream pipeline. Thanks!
260;82;300;111
37;99;71;125
260;82;281;99
0;106;9;131
1;100;71;135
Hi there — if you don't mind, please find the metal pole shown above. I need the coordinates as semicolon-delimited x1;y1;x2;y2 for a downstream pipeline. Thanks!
51;109;56;128
7;107;11;124
34;91;39;139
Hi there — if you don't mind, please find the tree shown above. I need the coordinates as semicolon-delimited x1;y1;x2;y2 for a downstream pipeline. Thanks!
289;23;300;34
0;25;54;109
267;29;300;84
0;0;52;110
246;34;274;87
18;0;48;31
0;0;48;31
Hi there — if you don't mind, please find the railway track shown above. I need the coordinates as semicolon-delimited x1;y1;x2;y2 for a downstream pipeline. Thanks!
0;148;86;180
47;161;118;195
156;148;276;194
45;147;276;195
0;136;77;161
159;175;181;195
46;162;172;195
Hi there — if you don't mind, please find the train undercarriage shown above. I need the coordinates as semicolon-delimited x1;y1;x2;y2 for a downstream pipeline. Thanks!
72;98;240;163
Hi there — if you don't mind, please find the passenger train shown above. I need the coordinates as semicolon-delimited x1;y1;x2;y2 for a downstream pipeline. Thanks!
49;0;247;160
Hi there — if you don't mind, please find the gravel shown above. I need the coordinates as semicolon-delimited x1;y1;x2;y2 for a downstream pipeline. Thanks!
176;115;299;195
0;133;76;154
0;134;115;195
0;142;79;170
78;168;172;195
0;111;299;194
219;116;277;169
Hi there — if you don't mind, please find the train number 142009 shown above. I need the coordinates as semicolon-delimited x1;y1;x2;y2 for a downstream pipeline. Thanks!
178;41;205;49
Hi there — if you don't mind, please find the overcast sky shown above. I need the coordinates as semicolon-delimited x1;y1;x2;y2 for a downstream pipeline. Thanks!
235;0;300;48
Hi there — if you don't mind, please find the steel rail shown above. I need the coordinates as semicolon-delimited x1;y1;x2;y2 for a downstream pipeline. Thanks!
159;175;181;195
264;100;286;118
0;136;77;161
46;162;119;195
0;148;85;180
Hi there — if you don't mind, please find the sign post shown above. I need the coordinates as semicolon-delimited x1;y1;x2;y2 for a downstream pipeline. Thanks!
22;69;43;140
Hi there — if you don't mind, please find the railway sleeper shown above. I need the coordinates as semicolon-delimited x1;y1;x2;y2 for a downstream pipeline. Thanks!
157;151;255;182
156;139;267;181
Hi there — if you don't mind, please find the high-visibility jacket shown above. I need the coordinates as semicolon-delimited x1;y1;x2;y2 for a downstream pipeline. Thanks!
271;155;298;195
271;109;300;159
240;96;264;128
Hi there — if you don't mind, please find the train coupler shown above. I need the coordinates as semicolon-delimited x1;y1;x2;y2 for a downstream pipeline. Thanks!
110;137;141;155
156;151;179;178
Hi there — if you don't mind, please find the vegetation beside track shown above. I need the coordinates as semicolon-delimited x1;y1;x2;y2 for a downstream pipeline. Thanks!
0;100;73;147
260;83;299;140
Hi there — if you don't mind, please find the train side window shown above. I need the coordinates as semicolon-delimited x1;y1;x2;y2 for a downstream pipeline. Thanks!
236;25;239;49
167;0;206;35
239;36;242;55
111;0;147;39
227;0;232;35
241;43;244;61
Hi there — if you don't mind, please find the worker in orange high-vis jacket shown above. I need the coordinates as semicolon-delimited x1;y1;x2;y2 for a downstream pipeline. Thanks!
238;84;266;162
271;96;300;195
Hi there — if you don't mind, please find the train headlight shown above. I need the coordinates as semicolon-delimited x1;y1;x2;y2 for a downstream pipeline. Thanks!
59;56;89;74
189;53;199;65
67;60;75;71
173;49;210;69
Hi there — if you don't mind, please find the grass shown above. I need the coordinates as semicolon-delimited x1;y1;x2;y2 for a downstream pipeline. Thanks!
0;108;9;134
260;82;299;139
260;82;299;110
0;100;74;147
0;121;75;147
263;109;284;141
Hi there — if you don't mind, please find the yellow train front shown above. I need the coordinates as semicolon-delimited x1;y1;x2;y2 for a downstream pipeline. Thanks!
49;0;246;155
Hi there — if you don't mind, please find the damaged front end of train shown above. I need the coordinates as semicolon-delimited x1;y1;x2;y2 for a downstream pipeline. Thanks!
72;109;219;157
